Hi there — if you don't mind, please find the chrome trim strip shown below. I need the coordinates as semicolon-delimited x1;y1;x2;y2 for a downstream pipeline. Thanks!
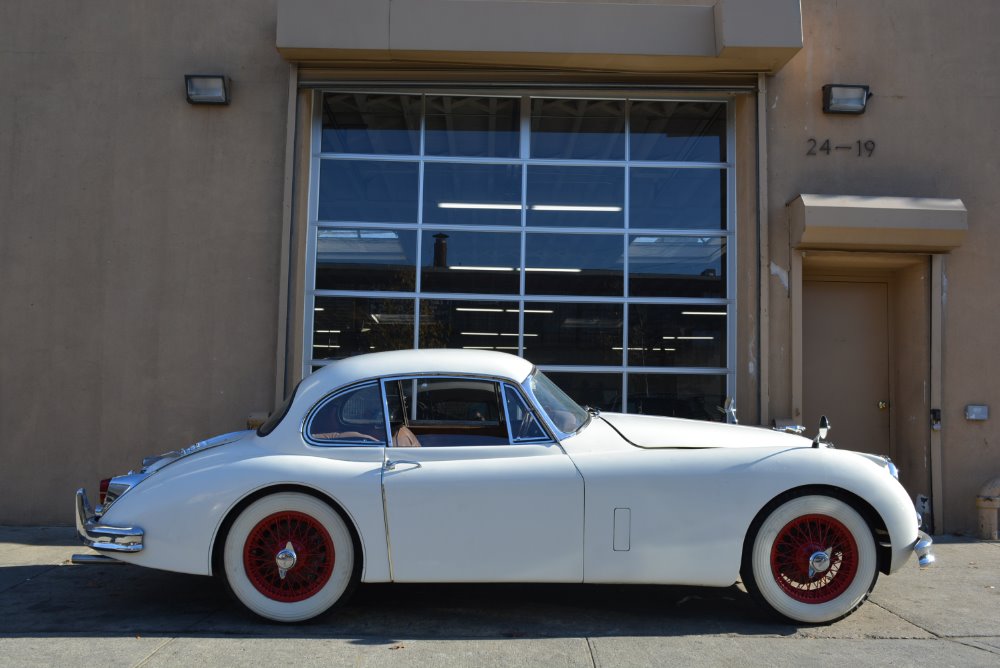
75;488;144;553
71;553;124;565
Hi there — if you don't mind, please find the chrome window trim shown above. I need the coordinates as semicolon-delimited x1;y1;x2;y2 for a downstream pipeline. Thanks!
302;380;388;448
379;373;556;447
502;382;554;444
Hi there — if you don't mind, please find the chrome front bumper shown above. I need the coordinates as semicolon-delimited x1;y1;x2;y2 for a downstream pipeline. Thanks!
914;529;935;568
75;488;144;553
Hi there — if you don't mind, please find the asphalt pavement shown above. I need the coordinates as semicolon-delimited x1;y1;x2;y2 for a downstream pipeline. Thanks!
0;526;998;667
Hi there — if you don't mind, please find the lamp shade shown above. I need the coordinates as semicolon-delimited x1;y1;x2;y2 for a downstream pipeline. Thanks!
822;84;870;114
185;75;230;105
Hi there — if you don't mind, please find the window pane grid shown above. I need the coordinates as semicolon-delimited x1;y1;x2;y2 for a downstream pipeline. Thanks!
308;91;735;420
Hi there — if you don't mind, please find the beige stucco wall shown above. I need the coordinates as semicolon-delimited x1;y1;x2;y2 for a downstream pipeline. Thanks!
766;0;1000;532
0;1;289;523
3;0;998;534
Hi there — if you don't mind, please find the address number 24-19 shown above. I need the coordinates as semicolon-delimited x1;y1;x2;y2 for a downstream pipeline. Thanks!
806;138;876;157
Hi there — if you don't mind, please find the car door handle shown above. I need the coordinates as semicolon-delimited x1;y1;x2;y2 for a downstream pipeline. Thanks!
385;460;422;472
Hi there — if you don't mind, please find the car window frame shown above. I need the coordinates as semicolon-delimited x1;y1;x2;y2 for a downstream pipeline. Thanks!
302;380;389;447
381;373;556;448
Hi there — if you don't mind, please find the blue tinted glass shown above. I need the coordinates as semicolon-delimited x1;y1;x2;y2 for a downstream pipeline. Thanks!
525;233;624;296
421;230;521;294
630;101;726;162
315;229;417;291
628;235;725;298
420;299;520;351
425;96;520;157
627;373;726;421
526;301;622;366
541;372;623;413
527;166;624;228
531;98;625;160
630;168;725;230
423;163;522;226
312;297;414;360
628;304;727;368
321;93;421;155
319;160;418;223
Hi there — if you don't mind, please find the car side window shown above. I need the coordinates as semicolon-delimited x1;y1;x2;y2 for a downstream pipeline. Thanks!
306;383;387;446
385;377;510;447
503;384;549;442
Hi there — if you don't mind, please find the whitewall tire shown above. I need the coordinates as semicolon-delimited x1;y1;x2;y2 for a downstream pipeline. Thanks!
743;494;878;624
222;492;357;622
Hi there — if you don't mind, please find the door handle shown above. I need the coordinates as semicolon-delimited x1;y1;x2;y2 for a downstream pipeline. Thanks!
385;460;422;472
878;401;889;411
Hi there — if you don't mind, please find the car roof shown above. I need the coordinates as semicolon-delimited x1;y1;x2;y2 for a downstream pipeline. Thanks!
295;349;535;406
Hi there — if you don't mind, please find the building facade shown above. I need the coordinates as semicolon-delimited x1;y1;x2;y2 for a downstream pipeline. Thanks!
1;0;997;533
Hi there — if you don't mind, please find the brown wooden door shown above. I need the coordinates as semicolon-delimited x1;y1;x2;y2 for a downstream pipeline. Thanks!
803;280;891;456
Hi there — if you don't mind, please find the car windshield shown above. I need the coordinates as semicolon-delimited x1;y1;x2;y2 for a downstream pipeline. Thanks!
525;370;590;435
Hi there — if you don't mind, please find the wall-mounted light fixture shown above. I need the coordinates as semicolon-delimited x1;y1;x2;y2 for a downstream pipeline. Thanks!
185;75;230;105
822;84;871;114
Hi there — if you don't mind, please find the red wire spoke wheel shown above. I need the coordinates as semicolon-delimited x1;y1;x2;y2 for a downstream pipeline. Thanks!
743;494;878;624
769;514;858;604
223;492;358;622
242;511;335;602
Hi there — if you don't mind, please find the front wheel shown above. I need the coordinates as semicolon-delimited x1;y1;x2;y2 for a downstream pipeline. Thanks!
222;492;357;622
742;494;878;624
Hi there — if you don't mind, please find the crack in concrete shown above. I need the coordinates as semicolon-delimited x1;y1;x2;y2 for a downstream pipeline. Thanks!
132;637;176;668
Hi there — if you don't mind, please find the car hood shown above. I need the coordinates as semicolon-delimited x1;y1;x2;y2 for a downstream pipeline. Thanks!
598;412;811;450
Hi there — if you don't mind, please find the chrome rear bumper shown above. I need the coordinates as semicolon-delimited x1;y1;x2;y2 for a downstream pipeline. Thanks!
914;529;935;568
75;488;144;553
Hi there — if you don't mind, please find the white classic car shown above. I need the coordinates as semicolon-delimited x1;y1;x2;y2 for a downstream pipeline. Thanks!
75;349;933;624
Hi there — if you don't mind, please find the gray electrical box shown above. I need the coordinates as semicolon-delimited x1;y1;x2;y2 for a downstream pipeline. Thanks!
965;404;989;421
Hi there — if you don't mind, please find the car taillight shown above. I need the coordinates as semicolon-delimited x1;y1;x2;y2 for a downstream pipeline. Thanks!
99;478;110;506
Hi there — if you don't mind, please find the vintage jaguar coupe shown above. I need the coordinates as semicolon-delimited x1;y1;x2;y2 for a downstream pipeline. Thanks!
75;349;933;624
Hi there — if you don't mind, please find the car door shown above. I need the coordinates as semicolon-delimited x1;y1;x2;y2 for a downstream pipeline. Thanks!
380;376;584;582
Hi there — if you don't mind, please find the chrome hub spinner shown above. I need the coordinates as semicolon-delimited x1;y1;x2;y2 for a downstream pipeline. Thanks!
808;549;832;578
275;541;297;580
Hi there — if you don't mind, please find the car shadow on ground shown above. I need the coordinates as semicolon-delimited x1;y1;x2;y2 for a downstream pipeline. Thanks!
0;561;808;641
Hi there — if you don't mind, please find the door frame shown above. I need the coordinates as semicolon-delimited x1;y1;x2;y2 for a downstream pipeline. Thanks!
791;249;944;532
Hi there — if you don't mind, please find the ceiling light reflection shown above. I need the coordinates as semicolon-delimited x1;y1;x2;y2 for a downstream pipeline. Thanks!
438;202;521;210
531;205;622;212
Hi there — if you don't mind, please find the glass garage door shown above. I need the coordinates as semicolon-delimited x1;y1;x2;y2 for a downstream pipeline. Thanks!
305;91;734;420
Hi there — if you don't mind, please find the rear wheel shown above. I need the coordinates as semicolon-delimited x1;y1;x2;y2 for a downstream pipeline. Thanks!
742;494;878;624
222;492;357;622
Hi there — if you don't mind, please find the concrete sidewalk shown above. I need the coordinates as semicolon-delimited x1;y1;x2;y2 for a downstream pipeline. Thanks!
0;526;997;667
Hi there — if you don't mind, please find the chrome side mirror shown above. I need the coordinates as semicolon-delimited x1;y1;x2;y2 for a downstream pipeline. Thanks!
812;415;831;448
818;415;830;440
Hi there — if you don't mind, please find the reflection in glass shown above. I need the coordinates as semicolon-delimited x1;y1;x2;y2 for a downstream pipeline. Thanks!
504;385;548;441
628;304;727;368
630;168;725;230
319;160;418;223
425;96;520;157
525;233;624;296
630;101;727;163
420;231;521;294
527;166;624;228
420;299;519;351
321;93;420;155
316;229;416;291
313;296;414;360
423;163;522;226
528;302;622;366
628;236;725;298
627;373;726;421
542;372;623;413
531;98;625;160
